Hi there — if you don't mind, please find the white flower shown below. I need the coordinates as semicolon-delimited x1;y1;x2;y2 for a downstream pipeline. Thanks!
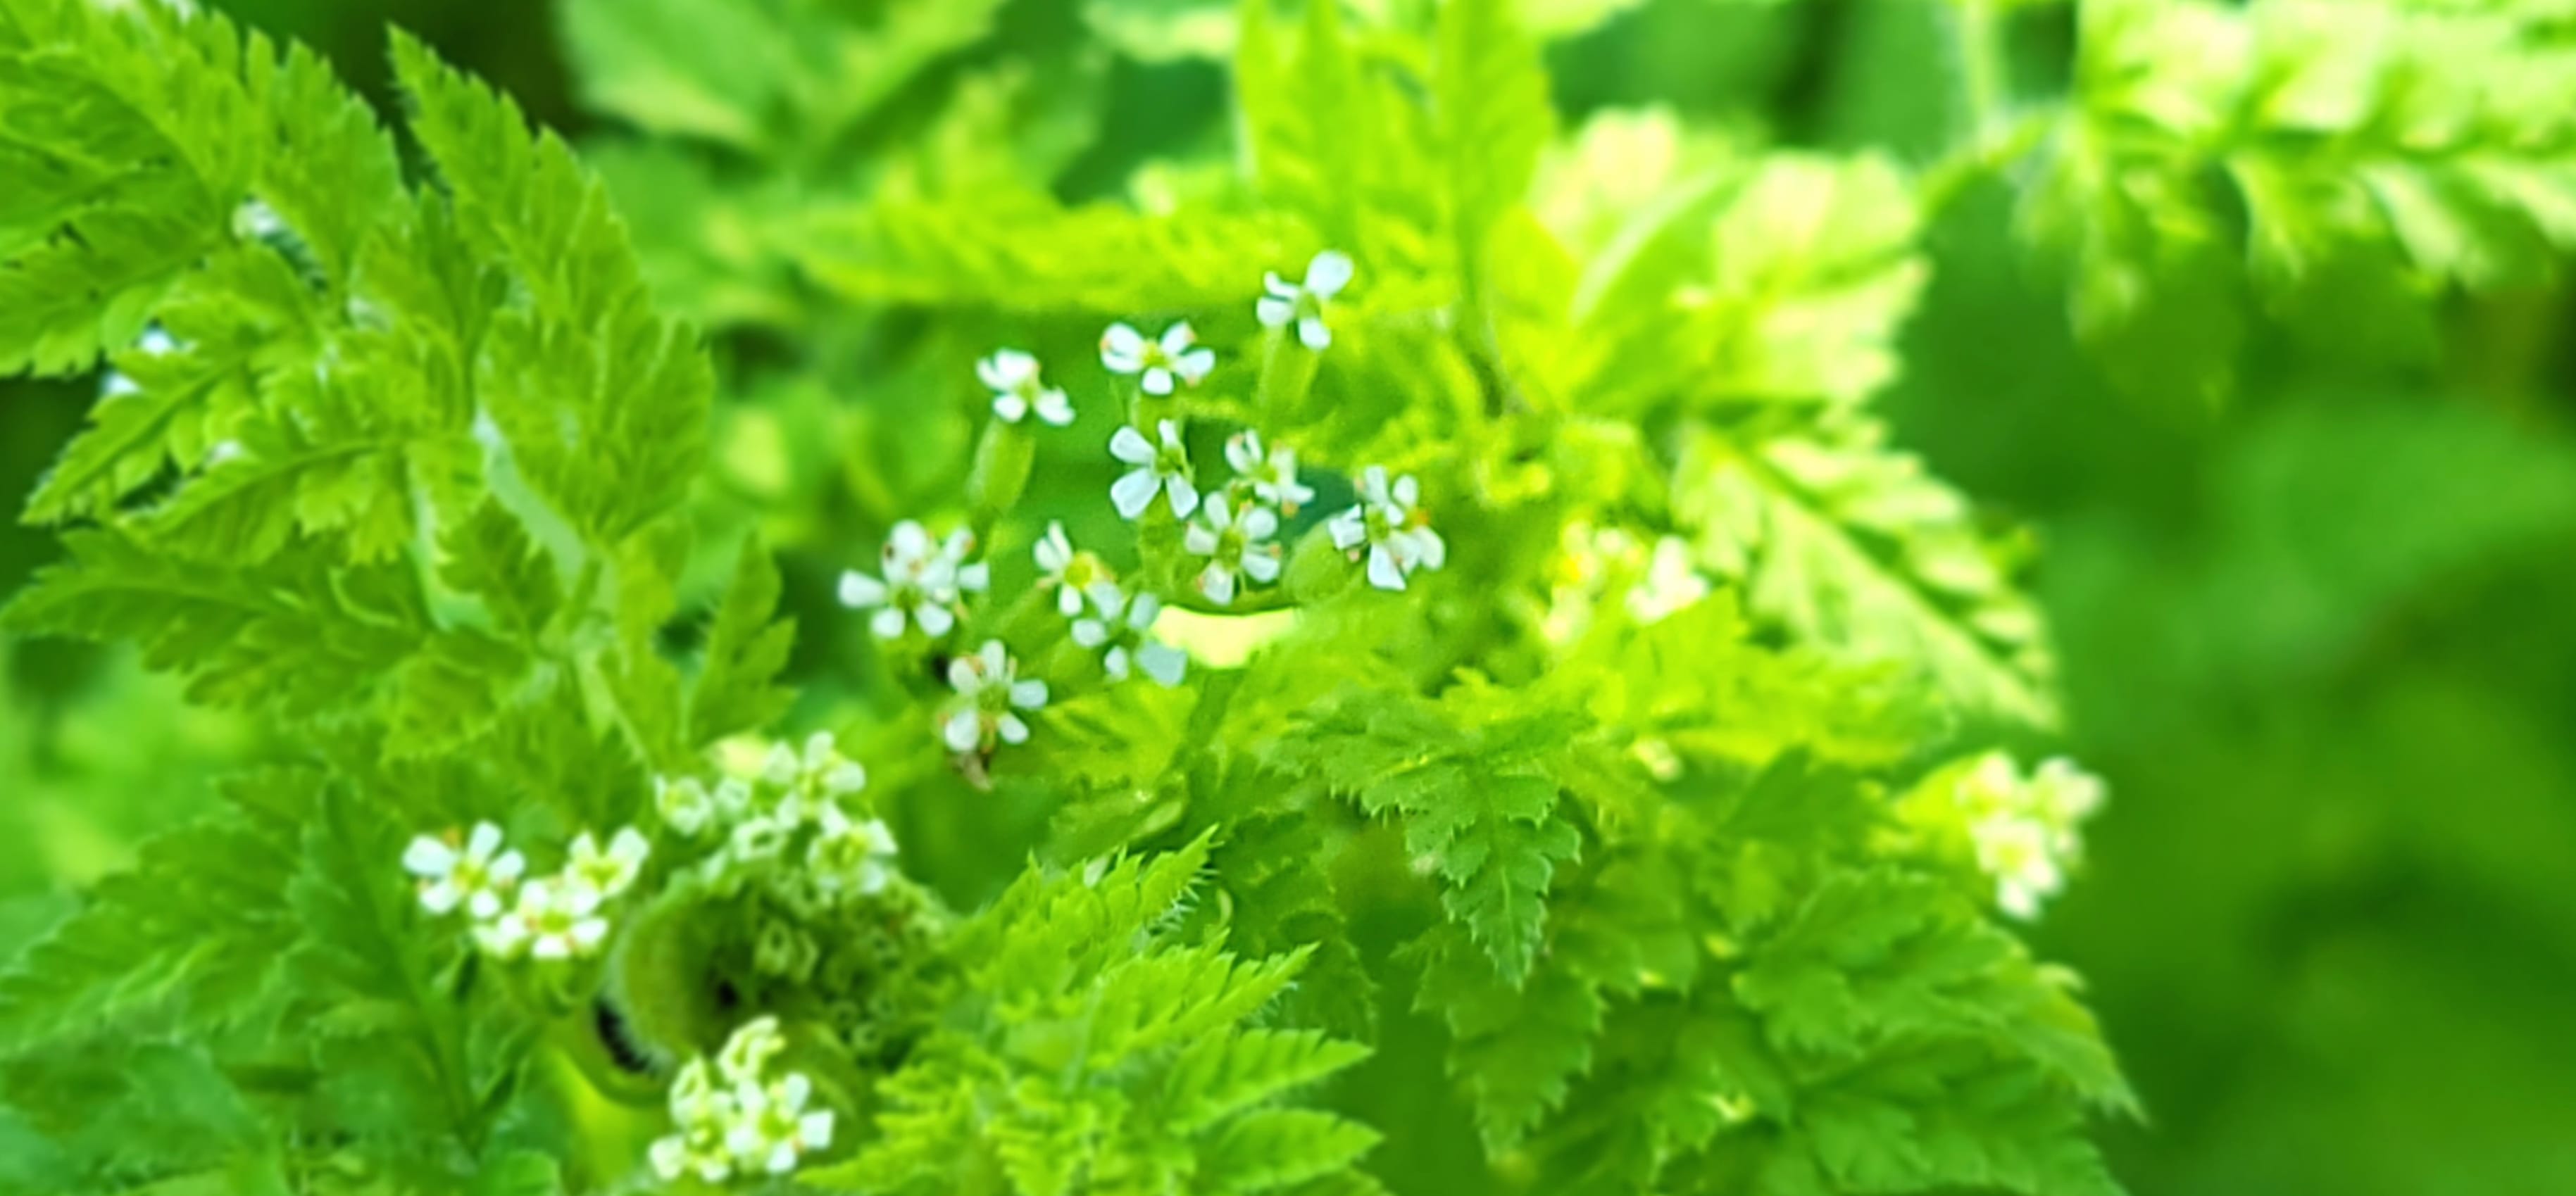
655;776;717;836
471;907;532;959
1256;250;1356;351
1971;814;2064;921
1326;466;1447;591
837;520;968;638
942;639;1049;753
1033;520;1113;617
652;1059;739;1183
1069;583;1189;687
401;822;525;919
1099;320;1215;395
513;879;611;960
1225;430;1315;512
1626;536;1711;624
1108;420;1200;520
726;1072;835;1175
808;803;900;898
726;813;792;866
761;731;868;825
717;1015;787;1085
563;826;650;905
978;348;1073;426
1183;496;1282;606
939;528;992;596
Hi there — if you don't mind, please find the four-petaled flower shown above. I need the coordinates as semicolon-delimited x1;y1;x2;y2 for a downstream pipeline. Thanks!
1184;496;1282;605
727;1072;837;1175
1327;466;1447;591
1100;321;1215;395
1070;583;1189;687
808;804;900;897
563;826;649;907
1033;520;1112;616
402;822;524;919
942;640;1049;752
838;520;970;638
1225;430;1315;512
513;878;611;960
1256;251;1355;350
978;348;1073;426
1108;420;1201;520
761;731;868;824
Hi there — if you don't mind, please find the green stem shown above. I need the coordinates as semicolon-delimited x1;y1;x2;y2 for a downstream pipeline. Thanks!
1953;0;2008;143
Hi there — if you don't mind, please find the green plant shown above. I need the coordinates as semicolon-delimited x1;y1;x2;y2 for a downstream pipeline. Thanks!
8;0;2566;1192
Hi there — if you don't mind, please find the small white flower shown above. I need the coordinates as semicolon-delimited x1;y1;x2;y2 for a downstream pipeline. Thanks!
1100;320;1215;396
563;826;650;905
1033;520;1113;617
762;731;868;826
837;520;968;638
1225;431;1315;512
808;803;900;898
401;822;525;919
1183;496;1282;606
136;326;177;356
512;879;611;961
726;1072;835;1175
1626;536;1711;624
1327;466;1447;591
652;1059;739;1183
978;348;1074;426
1971;814;2063;921
942;640;1049;753
1069;583;1189;687
471;907;532;959
1256;250;1356;351
655;776;716;836
716;1015;787;1085
726;813;792;866
1108;420;1200;520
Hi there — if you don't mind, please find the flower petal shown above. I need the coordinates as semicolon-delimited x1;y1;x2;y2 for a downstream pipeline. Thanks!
1176;347;1215;384
837;570;887;608
1056;584;1086;616
943;709;982;753
1183;521;1220;556
1256;295;1294;328
1305;250;1355;296
1327;509;1368;550
997;713;1031;745
1242;505;1279;539
1198;564;1237;605
1108;424;1156;465
403;835;456;878
1367;543;1407;591
1009;679;1049;709
915;603;956;637
1136;642;1188;687
1142;367;1175;396
1034;390;1075;426
1071;618;1109;648
1103;645;1130;681
466;822;505;862
1035;522;1072;571
1110;467;1161;520
1298;315;1331;351
1165;477;1201;520
992;393;1027;423
870;606;907;639
1158;321;1196;354
1243;550;1282;583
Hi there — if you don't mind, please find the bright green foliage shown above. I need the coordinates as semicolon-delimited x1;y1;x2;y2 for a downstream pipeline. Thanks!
804;836;1379;1195
2023;0;2576;401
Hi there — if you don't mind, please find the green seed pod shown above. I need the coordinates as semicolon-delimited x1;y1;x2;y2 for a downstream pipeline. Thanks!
965;420;1036;531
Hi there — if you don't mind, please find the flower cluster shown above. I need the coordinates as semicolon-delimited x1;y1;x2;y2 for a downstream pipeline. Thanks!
940;640;1050;752
655;732;899;914
837;521;990;640
977;348;1073;427
1328;466;1447;591
401;821;648;961
649;1016;835;1183
1541;522;1713;641
1939;753;2108;920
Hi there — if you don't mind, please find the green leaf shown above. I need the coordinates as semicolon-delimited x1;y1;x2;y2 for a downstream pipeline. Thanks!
1199;1108;1381;1195
1434;0;1553;265
687;539;798;748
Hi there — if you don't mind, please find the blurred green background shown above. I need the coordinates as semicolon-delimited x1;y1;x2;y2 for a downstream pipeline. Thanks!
5;2;2574;1193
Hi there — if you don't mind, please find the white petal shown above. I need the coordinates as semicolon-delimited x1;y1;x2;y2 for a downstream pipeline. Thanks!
1242;550;1282;583
1176;348;1215;384
1359;466;1392;503
1305;250;1355;296
1085;580;1126;617
1142;367;1175;396
946;655;980;692
943;709;982;753
1103;645;1131;681
1264;270;1299;298
837;570;886;608
488;850;525;883
1009;679;1049;709
996;713;1030;745
465;822;505;862
1101;322;1146;360
1127;593;1161;627
1328;509;1368;550
1165;477;1200;520
1071;618;1109;648
823;762;867;796
870;606;907;639
1035;522;1072;571
1034;390;1074;426
1225;432;1261;474
572;917;609;952
956;562;990;593
1056;584;1087;616
915;603;956;637
1198;565;1237;605
1256;296;1294;328
1111;468;1160;520
1298;315;1332;351
611;826;651;866
420;879;464;915
1183;522;1220;555
1136;642;1187;687
1158;321;1197;355
800;1111;835;1150
765;1143;796;1175
887;521;933;565
992;393;1027;423
1393;474;1420;508
1241;505;1279;539
1367;543;1407;591
1108;424;1156;465
978;640;1011;673
532;935;570;961
403;836;457;878
1409;526;1447;569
